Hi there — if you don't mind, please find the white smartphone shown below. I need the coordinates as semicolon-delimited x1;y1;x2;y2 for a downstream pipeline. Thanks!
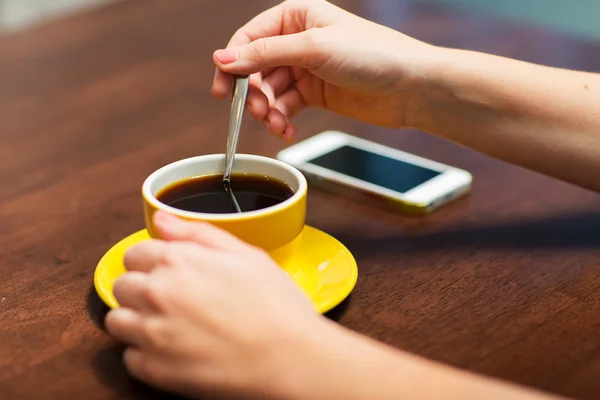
277;130;472;214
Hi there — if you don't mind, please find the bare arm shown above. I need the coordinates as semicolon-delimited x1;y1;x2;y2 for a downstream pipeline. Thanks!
278;320;563;400
211;1;600;192
108;211;566;400
411;48;600;192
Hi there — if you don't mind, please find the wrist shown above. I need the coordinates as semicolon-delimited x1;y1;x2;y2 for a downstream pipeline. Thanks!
262;318;350;400
403;46;462;131
258;315;560;400
263;318;425;400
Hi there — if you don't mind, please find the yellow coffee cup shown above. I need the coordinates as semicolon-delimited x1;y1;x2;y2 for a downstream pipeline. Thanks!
141;154;307;268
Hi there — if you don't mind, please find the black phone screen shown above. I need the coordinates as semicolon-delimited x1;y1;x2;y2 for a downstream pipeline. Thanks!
307;145;441;193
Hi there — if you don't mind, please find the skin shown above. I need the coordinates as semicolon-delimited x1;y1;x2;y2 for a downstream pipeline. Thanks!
106;211;561;400
106;0;600;398
211;0;600;191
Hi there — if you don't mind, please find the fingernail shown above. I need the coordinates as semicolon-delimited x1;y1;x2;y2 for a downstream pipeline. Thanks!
247;104;253;114
107;308;137;324
214;48;237;65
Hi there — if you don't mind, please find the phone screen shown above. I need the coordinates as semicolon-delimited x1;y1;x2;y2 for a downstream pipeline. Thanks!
307;145;441;193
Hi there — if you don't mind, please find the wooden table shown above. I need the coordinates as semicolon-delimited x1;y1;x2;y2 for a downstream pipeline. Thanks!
2;0;600;399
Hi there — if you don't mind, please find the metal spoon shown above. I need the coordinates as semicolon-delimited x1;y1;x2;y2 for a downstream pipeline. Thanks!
223;75;250;213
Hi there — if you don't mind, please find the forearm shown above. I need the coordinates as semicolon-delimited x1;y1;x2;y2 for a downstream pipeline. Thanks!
278;320;560;400
410;47;600;192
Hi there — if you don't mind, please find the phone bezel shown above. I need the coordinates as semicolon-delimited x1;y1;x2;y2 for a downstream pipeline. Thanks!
277;130;472;207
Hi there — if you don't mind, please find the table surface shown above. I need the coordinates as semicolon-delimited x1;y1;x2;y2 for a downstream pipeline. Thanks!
2;0;600;399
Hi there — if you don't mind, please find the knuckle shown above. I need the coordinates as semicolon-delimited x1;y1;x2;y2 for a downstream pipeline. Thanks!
233;27;248;42
299;31;326;70
142;276;166;310
139;319;164;349
141;283;157;306
190;229;208;245
302;28;319;46
160;246;179;268
151;322;177;352
144;268;185;312
252;38;270;63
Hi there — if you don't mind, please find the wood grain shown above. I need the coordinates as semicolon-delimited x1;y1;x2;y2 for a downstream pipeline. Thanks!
1;0;600;399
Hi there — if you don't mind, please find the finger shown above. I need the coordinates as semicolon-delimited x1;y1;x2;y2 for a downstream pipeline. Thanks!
249;71;262;87
126;236;218;276
105;308;146;346
124;348;181;394
153;211;252;251
265;108;287;137
212;3;285;99
282;119;297;143
123;347;145;377
211;68;234;100
275;87;307;119
123;348;159;385
246;82;270;121
113;272;155;312
261;67;294;104
124;240;169;273
214;68;264;100
261;67;277;79
214;31;329;76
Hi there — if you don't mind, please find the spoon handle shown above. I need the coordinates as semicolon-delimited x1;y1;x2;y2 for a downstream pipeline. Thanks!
224;75;250;183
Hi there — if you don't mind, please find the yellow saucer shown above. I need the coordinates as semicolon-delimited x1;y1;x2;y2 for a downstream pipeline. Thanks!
94;225;358;314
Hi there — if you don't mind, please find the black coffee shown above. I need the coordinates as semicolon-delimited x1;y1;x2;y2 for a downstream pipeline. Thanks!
156;173;295;214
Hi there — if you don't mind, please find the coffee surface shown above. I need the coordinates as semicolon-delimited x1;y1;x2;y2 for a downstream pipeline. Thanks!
156;173;295;214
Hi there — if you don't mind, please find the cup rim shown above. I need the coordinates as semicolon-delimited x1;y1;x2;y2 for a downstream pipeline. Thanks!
142;154;307;221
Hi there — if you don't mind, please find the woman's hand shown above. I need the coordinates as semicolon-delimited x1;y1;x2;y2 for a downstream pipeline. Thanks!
211;0;437;141
105;211;322;399
105;212;562;400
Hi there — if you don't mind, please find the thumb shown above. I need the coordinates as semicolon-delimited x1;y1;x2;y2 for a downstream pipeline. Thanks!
213;31;327;74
